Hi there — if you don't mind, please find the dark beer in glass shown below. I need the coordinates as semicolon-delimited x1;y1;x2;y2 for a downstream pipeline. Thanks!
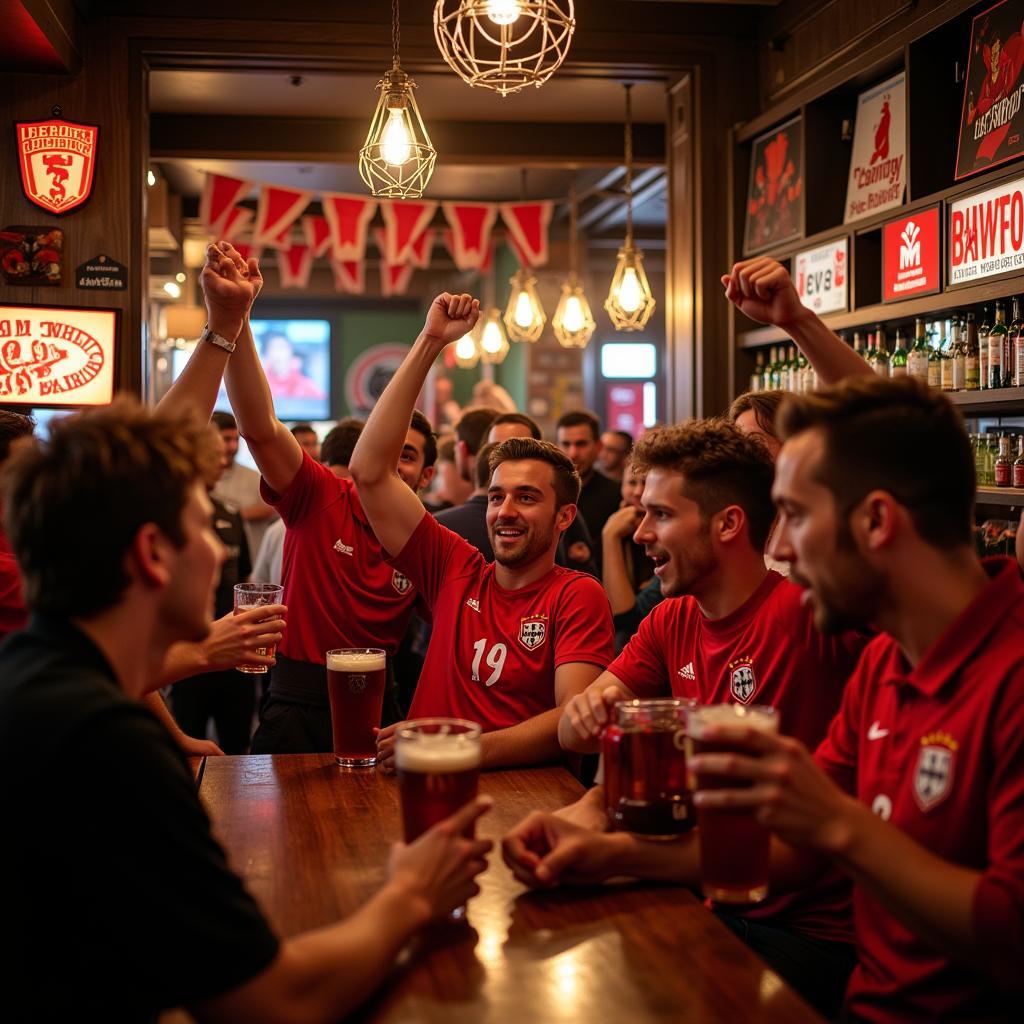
326;648;386;767
687;703;779;903
602;698;695;839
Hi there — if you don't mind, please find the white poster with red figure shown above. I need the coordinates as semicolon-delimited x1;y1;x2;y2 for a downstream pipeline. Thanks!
844;73;907;224
794;238;849;314
949;174;1024;284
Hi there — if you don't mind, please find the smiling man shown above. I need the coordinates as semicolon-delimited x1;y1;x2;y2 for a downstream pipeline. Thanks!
349;293;614;771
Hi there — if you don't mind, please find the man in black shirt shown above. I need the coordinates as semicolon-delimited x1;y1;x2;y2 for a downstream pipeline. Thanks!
0;242;490;1024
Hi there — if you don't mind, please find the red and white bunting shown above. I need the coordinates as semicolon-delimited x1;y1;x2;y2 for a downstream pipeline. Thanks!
200;173;253;238
277;244;314;290
498;201;554;267
408;228;436;268
301;214;332;258
322;193;376;261
219;205;253;244
233;243;263;265
506;232;531;269
480;239;496;274
253;185;312;249
442;202;499;271
380;199;438;263
330;258;365;295
380;260;415;297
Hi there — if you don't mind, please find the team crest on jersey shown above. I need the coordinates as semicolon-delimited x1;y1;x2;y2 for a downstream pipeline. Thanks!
913;732;958;812
729;656;757;703
519;614;548;650
391;570;413;595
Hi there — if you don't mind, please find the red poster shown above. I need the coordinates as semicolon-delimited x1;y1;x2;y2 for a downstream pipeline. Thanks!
605;382;645;436
882;206;941;302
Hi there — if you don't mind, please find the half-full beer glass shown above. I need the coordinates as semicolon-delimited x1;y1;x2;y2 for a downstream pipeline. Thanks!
326;648;387;767
233;582;284;674
687;703;779;904
602;698;695;839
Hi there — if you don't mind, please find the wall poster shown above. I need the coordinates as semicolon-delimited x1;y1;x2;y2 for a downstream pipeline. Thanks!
743;115;804;255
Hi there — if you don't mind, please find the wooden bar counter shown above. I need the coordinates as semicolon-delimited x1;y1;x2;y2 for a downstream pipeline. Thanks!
198;755;823;1023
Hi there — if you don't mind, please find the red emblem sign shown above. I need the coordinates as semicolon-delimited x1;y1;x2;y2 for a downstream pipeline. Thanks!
16;119;100;216
882;205;941;302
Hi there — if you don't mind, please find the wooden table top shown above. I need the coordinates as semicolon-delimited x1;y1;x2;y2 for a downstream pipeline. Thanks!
199;754;822;1024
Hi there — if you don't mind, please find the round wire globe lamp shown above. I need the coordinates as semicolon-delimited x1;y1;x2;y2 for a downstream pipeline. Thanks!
433;1;576;97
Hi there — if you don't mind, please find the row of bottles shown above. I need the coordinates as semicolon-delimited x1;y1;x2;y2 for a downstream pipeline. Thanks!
975;433;1024;488
751;346;818;394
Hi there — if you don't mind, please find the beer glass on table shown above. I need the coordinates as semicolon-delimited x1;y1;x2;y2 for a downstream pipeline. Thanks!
326;648;387;767
602;698;695;839
687;703;779;904
232;583;284;674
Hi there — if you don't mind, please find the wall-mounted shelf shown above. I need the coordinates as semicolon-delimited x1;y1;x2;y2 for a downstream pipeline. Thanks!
976;486;1024;507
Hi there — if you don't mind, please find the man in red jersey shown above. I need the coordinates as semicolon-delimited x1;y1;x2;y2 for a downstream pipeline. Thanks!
349;293;614;771
503;418;865;1017
197;246;438;753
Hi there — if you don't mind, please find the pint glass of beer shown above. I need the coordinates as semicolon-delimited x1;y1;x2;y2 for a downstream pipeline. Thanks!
326;648;387;767
395;719;482;843
687;703;779;904
232;582;284;674
602;698;695;839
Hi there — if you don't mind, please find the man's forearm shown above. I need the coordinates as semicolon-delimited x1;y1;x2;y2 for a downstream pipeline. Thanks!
156;641;209;690
557;708;603;754
224;320;282;445
783;308;873;386
481;707;565;769
157;337;232;423
602;534;636;615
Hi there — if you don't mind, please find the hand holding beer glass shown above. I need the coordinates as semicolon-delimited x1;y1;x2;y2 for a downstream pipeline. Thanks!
326;648;387;767
687;704;779;904
232;583;284;673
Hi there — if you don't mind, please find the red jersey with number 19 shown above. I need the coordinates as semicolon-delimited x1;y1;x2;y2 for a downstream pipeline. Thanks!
391;511;614;730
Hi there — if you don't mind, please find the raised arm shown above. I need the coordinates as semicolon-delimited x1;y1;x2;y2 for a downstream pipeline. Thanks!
722;257;873;386
349;293;479;558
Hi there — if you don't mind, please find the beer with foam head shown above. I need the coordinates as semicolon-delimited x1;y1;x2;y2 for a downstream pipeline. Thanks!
688;703;779;904
326;648;386;767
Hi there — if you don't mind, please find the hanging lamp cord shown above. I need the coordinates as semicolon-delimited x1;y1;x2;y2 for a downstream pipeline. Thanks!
569;182;578;277
392;0;400;62
623;83;634;247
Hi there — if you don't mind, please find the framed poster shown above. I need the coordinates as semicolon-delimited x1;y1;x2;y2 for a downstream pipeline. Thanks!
743;115;804;255
948;173;1024;285
794;238;848;315
0;303;118;407
882;205;942;302
845;72;907;223
955;0;1024;180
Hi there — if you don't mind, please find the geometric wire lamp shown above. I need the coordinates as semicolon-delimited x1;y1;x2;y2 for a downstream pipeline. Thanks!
433;1;576;97
359;0;437;198
503;268;546;342
478;306;512;364
552;183;596;349
453;330;481;368
604;84;656;331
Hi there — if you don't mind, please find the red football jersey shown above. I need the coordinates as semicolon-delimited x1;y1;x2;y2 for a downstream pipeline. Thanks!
815;557;1024;1023
0;524;27;643
392;512;614;731
609;570;867;943
262;453;420;662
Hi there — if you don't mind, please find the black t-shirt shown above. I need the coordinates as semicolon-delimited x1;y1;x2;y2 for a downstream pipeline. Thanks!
0;615;280;1022
212;495;251;619
578;471;623;572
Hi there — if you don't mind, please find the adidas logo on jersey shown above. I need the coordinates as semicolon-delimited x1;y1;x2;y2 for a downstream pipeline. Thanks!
333;540;354;556
677;662;696;681
466;598;481;612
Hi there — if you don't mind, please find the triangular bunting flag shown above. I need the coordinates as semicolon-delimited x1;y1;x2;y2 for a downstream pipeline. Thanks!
442;202;499;271
330;258;365;295
322;193;376;261
408;228;436;269
380;260;415;297
220;206;253;243
200;173;252;238
505;232;532;269
301;214;332;258
253;185;312;249
232;243;262;265
498;201;554;267
277;245;314;289
480;239;496;275
380;200;438;264
266;221;294;251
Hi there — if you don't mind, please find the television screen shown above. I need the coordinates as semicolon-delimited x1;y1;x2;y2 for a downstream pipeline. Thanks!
173;318;331;422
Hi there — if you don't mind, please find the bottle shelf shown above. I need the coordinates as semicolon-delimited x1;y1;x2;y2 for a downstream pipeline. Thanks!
976;486;1024;507
949;388;1024;416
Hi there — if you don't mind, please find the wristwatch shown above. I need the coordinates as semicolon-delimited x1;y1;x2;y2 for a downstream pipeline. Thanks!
199;325;236;353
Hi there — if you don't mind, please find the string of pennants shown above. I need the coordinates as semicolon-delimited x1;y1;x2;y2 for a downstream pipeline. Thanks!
199;172;554;295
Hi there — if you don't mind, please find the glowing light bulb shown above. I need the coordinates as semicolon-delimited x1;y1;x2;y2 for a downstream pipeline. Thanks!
616;266;643;313
563;295;585;333
486;0;521;25
455;334;477;360
146;169;156;188
481;321;504;352
513;291;534;329
381;109;412;166
163;281;181;298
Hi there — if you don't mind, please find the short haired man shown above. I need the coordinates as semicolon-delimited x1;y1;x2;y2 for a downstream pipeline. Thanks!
290;422;320;461
0;397;489;1022
686;376;1024;1022
320;417;365;477
488;411;542;443
454;405;501;482
504;420;867;1016
597;429;633;480
349;294;615;771
556;410;622;573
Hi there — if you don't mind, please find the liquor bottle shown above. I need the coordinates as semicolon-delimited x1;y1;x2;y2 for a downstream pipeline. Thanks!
1014;435;1024;488
796;349;810;394
873;329;890;376
1006;297;1021;386
908;318;930;382
751;351;764;393
889;330;908;376
995;435;1012;487
988;301;1007;389
927;323;943;388
1013;299;1024;387
965;312;980;390
940;319;956;392
950;317;966;392
786;346;799;391
979;307;991;390
763;347;776;391
852;331;863;362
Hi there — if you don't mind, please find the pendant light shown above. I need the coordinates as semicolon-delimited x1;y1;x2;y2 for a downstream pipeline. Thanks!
503;267;545;343
604;84;656;331
478;306;511;364
359;0;437;199
433;1;576;97
453;331;481;368
552;183;596;349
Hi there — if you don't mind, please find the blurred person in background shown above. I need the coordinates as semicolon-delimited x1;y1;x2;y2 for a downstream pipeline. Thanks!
597;429;633;481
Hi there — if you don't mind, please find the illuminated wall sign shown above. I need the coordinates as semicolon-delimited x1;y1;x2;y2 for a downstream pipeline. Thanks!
794;237;849;314
16;119;99;216
882;206;941;302
949;174;1024;284
0;304;117;407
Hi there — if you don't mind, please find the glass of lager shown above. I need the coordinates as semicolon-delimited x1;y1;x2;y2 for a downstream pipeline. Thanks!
326;648;387;767
602;698;695;839
687;703;779;904
233;583;284;674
